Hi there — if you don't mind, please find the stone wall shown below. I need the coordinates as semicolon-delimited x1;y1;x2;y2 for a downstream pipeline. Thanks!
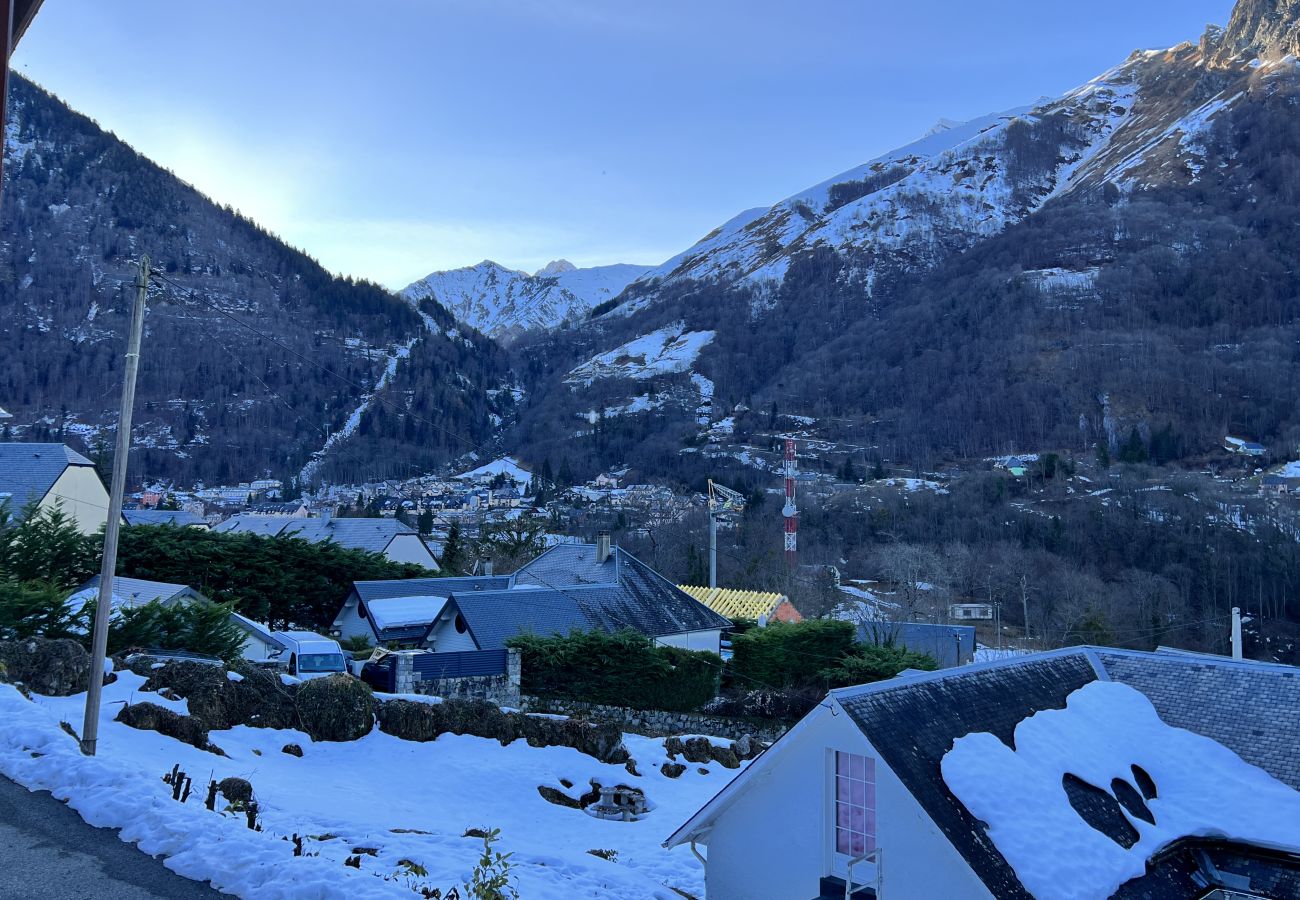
519;695;788;744
392;649;521;707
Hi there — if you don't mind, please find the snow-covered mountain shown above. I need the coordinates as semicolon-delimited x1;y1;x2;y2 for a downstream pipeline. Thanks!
611;15;1281;310
402;259;651;343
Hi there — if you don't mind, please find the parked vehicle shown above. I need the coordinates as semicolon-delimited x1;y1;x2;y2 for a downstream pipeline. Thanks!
359;653;396;692
271;631;348;681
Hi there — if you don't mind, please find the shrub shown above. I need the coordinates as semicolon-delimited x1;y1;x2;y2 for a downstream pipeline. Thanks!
106;600;247;660
821;643;938;688
730;620;858;690
508;629;719;712
0;637;92;696
295;674;374;741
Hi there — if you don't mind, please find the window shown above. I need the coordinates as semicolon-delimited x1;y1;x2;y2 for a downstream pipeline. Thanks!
454;613;468;634
834;751;876;858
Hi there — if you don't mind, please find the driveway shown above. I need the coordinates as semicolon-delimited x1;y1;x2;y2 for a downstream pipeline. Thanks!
0;775;225;899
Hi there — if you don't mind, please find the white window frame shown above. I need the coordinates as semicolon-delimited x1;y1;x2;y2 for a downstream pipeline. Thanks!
828;748;878;881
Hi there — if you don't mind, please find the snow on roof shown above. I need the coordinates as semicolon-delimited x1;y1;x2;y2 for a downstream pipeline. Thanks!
941;681;1300;900
365;595;449;631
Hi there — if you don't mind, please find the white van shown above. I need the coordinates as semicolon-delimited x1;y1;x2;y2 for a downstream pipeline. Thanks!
272;631;349;681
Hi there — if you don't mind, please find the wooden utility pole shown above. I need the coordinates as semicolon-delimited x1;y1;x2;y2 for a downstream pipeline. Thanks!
81;255;149;756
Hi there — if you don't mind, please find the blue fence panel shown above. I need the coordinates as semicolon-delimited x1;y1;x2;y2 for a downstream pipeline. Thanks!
411;649;509;680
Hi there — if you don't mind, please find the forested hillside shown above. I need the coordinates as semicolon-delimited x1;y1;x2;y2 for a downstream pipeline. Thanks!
0;75;511;486
509;12;1300;480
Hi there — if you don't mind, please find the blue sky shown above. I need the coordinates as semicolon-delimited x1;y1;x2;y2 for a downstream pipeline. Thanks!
13;1;1233;288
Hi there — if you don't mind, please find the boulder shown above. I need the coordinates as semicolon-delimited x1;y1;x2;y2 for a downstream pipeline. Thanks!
217;777;253;804
0;638;91;697
281;743;304;757
143;660;298;731
661;762;687;779
115;702;216;753
296;674;374;742
681;737;714;764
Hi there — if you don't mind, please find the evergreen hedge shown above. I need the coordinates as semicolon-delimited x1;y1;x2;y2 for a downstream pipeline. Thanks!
507;629;719;712
730;619;859;689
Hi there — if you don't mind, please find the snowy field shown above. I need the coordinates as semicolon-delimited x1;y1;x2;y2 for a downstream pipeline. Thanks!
0;674;748;899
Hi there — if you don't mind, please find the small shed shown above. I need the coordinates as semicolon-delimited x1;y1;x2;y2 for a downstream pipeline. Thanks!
948;603;994;622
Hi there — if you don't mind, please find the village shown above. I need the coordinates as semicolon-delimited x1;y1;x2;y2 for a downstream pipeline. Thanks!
5;0;1300;897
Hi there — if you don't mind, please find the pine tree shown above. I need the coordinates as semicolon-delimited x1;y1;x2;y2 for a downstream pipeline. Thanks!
417;507;434;536
441;521;467;575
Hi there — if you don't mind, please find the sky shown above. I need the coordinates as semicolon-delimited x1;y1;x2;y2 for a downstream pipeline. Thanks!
13;0;1234;289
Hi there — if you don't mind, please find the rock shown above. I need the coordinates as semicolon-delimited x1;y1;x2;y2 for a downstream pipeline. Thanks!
733;735;755;760
709;745;741;769
218;777;254;804
376;699;629;764
281;743;304;757
537;785;584;809
296;675;374;742
681;737;713;764
661;762;687;779
0;638;91;696
115;702;215;753
624;759;641;777
664;736;685;759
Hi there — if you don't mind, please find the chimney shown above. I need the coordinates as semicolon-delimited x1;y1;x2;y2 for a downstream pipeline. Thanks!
483;560;494;577
596;531;611;564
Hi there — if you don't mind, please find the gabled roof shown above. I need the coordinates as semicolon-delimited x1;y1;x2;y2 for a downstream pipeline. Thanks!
214;515;426;556
365;595;453;643
123;509;206;528
73;575;203;608
447;589;591;651
666;647;1300;899
228;612;285;651
449;548;730;649
0;442;97;511
513;542;618;587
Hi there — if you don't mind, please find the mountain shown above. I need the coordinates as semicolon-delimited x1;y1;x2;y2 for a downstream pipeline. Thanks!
509;0;1300;480
402;259;651;344
0;74;512;487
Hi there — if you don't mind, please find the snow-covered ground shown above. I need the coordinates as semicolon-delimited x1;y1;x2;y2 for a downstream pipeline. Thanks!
1;674;747;899
566;324;714;387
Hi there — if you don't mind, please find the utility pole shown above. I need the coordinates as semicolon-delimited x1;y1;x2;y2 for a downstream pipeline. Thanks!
1020;573;1030;647
1231;607;1242;660
81;255;149;756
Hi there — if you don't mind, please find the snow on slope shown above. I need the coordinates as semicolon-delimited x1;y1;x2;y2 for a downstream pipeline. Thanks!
942;681;1300;900
5;673;750;899
566;323;714;387
622;35;1258;304
403;259;652;342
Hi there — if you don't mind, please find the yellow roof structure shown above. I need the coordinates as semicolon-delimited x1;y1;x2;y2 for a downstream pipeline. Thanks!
678;585;788;620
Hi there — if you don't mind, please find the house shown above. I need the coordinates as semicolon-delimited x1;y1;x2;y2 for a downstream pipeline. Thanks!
244;501;309;517
123;509;209;529
1225;436;1268;457
331;576;511;646
0;442;110;534
858;621;975;668
213;515;439;569
948;603;994;622
678;586;803;624
68;576;285;662
665;647;1300;900
333;539;730;654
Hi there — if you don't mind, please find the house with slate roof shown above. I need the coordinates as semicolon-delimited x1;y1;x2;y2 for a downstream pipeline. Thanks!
665;647;1300;900
0;442;110;534
213;514;438;569
330;539;730;653
66;576;285;662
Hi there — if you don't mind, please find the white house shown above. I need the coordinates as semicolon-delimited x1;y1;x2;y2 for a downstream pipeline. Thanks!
0;442;110;534
665;647;1300;900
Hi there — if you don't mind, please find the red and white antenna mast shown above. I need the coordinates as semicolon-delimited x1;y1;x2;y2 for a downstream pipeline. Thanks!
782;437;798;567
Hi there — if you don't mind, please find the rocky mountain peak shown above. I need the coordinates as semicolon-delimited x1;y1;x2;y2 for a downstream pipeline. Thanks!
1216;0;1300;64
535;259;577;278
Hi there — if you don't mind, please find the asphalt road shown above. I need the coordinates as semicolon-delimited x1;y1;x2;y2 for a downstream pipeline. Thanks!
0;775;226;899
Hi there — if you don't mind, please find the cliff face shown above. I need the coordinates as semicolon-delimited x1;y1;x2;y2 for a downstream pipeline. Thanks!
1216;0;1300;63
